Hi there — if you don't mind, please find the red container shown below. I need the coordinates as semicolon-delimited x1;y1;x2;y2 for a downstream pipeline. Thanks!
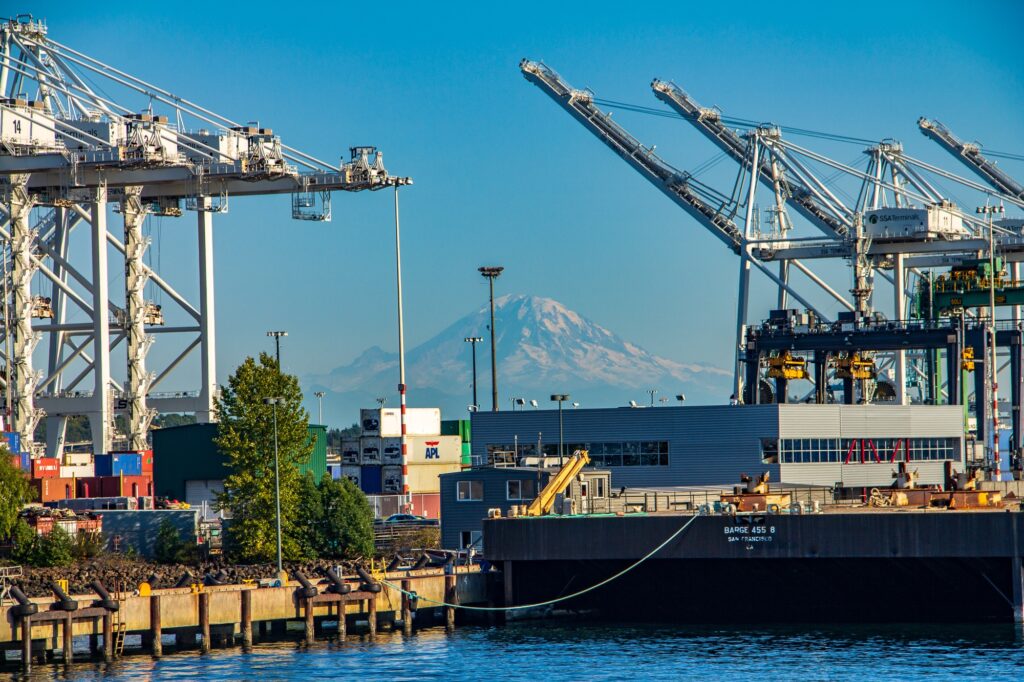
410;492;440;519
32;457;60;479
141;450;154;474
32;477;76;502
99;474;153;497
76;476;102;498
9;455;21;470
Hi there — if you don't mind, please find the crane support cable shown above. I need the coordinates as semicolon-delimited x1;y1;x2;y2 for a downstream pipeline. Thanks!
380;513;700;612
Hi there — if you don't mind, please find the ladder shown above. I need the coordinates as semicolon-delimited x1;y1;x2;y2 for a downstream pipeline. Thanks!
111;579;128;657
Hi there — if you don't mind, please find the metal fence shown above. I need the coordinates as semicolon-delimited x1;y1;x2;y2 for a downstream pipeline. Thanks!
576;486;841;515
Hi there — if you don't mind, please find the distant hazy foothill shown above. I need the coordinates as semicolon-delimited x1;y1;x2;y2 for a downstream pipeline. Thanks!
306;294;729;423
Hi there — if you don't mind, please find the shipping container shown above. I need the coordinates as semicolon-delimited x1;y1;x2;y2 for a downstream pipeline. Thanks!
441;419;471;442
341;465;361;487
360;407;441;437
328;464;341;480
32;457;60;479
48;496;140;511
32;476;77;502
405;435;461;464
382;437;402;464
19;452;30;472
3;431;21;454
94;453;142;477
9;455;21;470
341;438;361;464
382;465;403;493
64;452;92;466
299;424;328;482
109;449;154;473
60;463;95;479
107;474;153;498
361;465;383;494
360;436;382;465
461;442;472;467
409;492;441;519
76;477;101;498
406;462;461;494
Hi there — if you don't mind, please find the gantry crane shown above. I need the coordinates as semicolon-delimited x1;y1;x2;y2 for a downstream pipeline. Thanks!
0;15;409;455
918;118;1024;204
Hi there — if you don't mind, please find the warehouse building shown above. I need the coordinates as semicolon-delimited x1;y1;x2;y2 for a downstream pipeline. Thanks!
470;404;965;489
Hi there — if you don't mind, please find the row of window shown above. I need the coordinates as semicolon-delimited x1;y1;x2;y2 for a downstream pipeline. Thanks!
485;441;670;467
455;477;607;501
773;437;958;464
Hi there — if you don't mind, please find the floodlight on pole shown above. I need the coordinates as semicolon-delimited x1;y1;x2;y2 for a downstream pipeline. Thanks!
550;394;570;466
314;391;325;425
464;336;483;409
479;266;504;412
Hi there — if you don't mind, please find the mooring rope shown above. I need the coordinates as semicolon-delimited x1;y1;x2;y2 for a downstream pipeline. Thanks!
381;513;701;611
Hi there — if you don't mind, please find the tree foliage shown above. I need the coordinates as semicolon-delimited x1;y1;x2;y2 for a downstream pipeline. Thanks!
154;518;187;564
317;475;374;559
12;522;74;567
0;447;34;540
215;352;313;563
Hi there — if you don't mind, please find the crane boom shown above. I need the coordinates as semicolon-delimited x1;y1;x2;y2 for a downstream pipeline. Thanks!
520;60;742;252
651;79;849;237
918;118;1024;200
525;450;591;516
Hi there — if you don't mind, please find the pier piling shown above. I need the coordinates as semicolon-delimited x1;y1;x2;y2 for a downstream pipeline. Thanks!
445;574;457;632
21;616;31;670
62;613;73;664
368;596;377;639
304;597;315;645
150;595;162;657
241;590;253;647
101;613;112;662
199;592;210;653
401;579;412;636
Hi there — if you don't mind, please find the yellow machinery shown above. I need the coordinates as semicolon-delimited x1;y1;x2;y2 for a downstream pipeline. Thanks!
720;471;791;512
767;351;808;380
961;347;975;372
524;450;590;516
835;352;875;380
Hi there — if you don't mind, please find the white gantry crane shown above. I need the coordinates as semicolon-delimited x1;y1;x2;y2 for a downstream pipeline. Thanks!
521;58;1023;407
918;118;1024;204
0;15;409;456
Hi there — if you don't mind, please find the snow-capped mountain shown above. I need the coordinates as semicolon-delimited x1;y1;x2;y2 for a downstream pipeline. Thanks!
305;294;730;425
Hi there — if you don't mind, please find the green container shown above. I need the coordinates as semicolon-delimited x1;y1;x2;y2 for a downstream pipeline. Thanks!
461;442;472;466
441;419;460;436
460;420;471;443
300;424;328;482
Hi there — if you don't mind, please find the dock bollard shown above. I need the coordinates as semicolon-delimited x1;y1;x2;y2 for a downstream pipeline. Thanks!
292;571;319;599
412;554;429;570
174;571;194;589
90;580;119;611
355;566;381;593
49;581;79;612
322;567;352;595
8;586;38;618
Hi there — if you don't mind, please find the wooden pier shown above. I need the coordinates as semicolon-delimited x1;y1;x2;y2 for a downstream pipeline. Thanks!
0;566;487;669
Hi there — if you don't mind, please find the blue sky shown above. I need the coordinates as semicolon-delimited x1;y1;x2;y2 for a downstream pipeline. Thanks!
16;1;1024;413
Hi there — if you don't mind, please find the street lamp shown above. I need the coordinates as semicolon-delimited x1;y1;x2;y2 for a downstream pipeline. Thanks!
647;388;658;407
464;336;483;409
551;394;570;466
267;331;288;397
314;391;325;425
511;397;525;411
479;266;504;411
676;394;686;403
262;396;285;575
376;396;387;408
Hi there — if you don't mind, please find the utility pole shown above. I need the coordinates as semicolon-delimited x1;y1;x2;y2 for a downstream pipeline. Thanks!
464;336;482;409
266;331;287;388
979;203;1005;480
393;182;409;506
479;267;503;411
314;391;325;425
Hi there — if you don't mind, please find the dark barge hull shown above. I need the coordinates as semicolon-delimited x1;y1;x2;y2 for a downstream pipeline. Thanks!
483;511;1024;623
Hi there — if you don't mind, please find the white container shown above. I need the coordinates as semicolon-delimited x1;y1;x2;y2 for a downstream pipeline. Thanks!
341;438;361;464
864;204;967;241
360;436;382;465
360;407;441;438
64;452;93;466
341;465;361;487
59;118;127;150
382;465;403;493
180;129;247;163
382;437;402;464
406;462;461;494
60;464;95;479
406;435;461;464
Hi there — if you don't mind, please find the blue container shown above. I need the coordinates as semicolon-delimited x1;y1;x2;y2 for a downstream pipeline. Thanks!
19;451;30;472
3;431;21;454
328;464;342;480
94;453;143;477
361;465;383;494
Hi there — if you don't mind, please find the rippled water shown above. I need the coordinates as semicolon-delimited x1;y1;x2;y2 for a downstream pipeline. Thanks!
6;621;1024;681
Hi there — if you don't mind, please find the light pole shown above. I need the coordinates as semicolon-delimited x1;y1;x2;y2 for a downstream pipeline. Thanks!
314;391;325;425
262;396;284;575
978;203;1006;481
648;388;658;407
479;266;504;411
551;394;570;466
267;331;287;391
393;182;409;504
464;336;483;409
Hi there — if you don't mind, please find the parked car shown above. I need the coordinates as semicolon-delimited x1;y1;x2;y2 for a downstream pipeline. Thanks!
377;513;438;526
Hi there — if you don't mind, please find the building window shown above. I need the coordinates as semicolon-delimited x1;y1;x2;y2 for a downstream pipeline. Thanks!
506;479;538;500
778;437;958;463
487;441;670;468
459;530;482;548
457;480;483;501
593;477;606;498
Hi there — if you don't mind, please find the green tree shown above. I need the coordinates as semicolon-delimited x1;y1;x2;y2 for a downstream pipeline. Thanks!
154;518;186;564
318;475;374;559
295;473;323;560
215;352;313;563
10;519;36;564
34;525;74;567
0;447;33;540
